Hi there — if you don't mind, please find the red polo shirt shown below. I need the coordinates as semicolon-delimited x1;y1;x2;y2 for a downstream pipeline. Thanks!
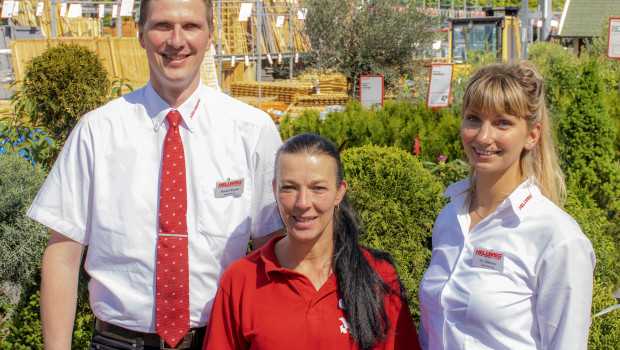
204;236;421;349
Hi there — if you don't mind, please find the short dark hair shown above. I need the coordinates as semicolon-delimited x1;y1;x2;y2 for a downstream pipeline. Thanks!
138;0;214;33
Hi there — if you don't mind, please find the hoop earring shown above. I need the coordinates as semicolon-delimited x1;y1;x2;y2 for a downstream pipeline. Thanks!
335;204;340;213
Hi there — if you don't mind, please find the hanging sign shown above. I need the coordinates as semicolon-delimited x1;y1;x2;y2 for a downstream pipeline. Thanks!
59;3;67;17
359;75;384;109
244;55;249;67
231;55;236;67
120;0;134;17
277;53;282;64
297;8;307;20
98;4;105;18
111;4;118;18
238;3;252;21
266;54;273;65
294;52;299;63
426;63;454;109
276;15;285;27
607;18;620;59
67;4;82;18
11;0;18;16
1;1;13;18
36;2;44;16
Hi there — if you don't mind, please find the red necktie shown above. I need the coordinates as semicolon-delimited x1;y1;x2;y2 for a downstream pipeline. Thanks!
156;110;190;347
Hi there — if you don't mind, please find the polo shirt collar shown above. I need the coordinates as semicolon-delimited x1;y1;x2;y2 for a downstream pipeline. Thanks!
259;236;338;292
260;235;289;280
146;82;204;133
443;177;538;222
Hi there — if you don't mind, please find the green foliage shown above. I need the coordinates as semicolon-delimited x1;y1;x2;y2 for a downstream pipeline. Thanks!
0;268;93;349
558;60;620;211
0;154;48;299
422;157;469;189
589;278;620;350
0;82;61;170
22;43;110;142
528;42;580;117
341;145;445;322
564;182;620;350
303;0;438;95
280;99;465;163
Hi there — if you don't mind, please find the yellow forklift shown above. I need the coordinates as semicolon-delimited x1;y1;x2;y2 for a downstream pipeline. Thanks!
448;6;521;64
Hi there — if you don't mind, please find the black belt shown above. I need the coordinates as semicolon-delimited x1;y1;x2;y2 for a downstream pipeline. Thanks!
94;318;207;349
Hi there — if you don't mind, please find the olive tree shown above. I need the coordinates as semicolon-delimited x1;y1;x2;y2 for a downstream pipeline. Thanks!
303;0;439;96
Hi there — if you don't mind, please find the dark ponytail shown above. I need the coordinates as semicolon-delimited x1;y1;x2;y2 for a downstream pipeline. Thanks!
275;133;405;350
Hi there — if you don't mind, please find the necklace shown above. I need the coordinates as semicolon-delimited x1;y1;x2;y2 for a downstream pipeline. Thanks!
474;207;486;219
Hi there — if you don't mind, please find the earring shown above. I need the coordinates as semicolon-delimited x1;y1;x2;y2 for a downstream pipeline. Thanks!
335;204;340;213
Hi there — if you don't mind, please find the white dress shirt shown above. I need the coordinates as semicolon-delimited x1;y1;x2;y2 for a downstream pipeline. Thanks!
27;82;284;332
419;179;595;350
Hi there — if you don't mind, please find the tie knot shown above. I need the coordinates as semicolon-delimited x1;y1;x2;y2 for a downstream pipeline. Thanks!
166;110;182;128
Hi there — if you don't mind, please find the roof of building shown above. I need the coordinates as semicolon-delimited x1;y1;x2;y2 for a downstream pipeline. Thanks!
558;0;620;38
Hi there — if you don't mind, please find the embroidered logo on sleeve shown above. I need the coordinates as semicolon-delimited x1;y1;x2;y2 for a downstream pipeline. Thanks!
472;248;504;272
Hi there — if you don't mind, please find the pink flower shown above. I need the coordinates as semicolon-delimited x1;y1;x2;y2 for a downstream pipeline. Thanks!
437;155;447;164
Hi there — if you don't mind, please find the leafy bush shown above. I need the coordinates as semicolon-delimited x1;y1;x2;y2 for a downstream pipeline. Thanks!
528;42;580;117
564;183;620;350
558;60;620;211
0;269;93;350
280;99;465;163
341;145;444;322
0;154;48;300
22;43;110;142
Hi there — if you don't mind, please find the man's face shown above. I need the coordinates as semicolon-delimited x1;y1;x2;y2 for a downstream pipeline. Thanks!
139;0;212;96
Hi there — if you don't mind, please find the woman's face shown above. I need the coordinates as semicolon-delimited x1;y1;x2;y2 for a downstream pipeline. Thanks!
273;153;346;245
461;108;540;179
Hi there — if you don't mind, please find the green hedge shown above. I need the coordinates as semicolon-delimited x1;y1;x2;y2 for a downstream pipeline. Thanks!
279;99;465;164
341;145;444;322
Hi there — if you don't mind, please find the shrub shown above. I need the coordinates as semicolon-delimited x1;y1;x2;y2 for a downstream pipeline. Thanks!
558;60;620;211
0;153;48;301
341;145;444;322
280;100;465;163
564;184;620;350
22;43;110;142
528;42;580;117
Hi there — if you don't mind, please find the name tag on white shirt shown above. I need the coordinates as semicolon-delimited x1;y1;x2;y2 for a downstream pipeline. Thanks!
215;178;244;198
472;248;504;272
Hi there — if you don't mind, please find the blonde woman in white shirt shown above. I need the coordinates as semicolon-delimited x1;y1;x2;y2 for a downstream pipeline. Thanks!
418;62;595;350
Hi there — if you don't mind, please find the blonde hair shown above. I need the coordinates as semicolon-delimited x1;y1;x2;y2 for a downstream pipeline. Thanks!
461;62;566;206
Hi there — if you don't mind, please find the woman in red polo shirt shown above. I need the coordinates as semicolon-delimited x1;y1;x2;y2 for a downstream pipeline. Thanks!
204;133;421;350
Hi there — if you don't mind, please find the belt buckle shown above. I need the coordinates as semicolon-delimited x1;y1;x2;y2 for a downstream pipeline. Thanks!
159;329;194;350
160;338;175;350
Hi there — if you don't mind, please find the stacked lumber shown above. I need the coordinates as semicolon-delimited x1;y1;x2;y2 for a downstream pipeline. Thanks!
295;94;348;107
230;81;314;105
213;2;250;55
317;73;348;94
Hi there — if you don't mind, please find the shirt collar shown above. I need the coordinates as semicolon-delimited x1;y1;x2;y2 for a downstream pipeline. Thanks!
260;235;287;280
259;235;338;292
146;82;203;133
444;177;539;222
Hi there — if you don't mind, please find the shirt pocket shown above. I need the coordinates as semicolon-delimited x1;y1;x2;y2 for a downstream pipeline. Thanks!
197;176;251;239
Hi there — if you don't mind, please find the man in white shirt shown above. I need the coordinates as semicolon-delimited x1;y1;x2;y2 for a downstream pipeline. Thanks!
27;0;284;348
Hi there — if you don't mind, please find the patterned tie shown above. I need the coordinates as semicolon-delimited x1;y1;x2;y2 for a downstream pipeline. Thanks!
156;110;190;347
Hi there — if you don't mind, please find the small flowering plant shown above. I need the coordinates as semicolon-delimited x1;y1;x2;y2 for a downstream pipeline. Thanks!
422;155;469;188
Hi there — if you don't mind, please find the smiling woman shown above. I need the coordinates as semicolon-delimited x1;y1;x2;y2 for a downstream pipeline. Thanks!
204;133;422;350
418;62;596;350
